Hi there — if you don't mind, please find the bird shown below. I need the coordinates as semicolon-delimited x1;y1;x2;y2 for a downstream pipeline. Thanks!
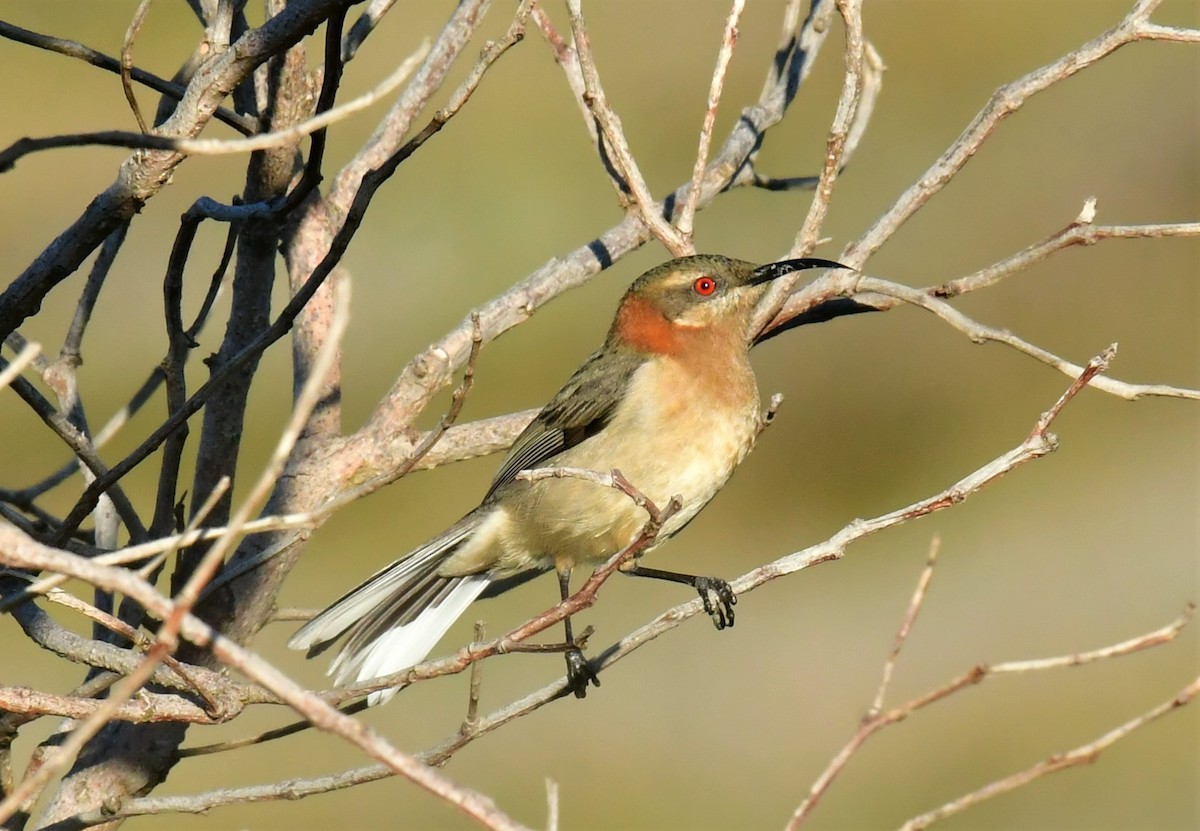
289;254;845;704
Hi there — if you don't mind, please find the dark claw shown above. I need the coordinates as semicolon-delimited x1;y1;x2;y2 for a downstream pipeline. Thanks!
565;647;600;699
695;577;736;630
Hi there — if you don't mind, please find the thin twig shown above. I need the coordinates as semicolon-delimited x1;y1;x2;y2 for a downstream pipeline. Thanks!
0;20;255;134
935;201;1200;298
42;588;217;711
121;0;154;134
546;778;560;831
462;621;486;735
843;0;1193;266
3;370;148;540
857;277;1197;400
0;43;431;168
0;685;221;727
759;208;1200;363
990;603;1195;675
897;673;1200;831
676;0;747;241
0;341;41;391
566;0;689;256
869;534;940;716
792;0;864;257
342;0;402;62
338;312;483;501
530;5;593;145
786;603;1195;829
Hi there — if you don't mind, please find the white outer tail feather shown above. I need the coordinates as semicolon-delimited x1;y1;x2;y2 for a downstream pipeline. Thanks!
336;575;490;706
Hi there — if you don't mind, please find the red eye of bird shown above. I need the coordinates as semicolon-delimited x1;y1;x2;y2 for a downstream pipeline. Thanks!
693;276;717;296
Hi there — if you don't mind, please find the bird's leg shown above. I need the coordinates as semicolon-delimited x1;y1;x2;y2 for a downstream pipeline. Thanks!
558;569;600;698
620;563;737;630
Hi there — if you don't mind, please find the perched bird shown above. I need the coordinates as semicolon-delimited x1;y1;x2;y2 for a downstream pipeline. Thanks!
290;254;844;703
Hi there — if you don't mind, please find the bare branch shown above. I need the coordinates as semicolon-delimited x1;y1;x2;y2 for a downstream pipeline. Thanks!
0;0;356;342
791;0;865;257
843;0;1188;265
0;526;529;831
3;369;148;541
935;201;1200;298
0;42;431;167
869;534;940;716
897;673;1200;831
856;277;1199;400
120;0;154;134
760;206;1200;351
990;604;1196;674
0;686;222;727
65;764;394;825
786;604;1194;829
342;0;402;62
677;0;747;241
0;20;256;134
0;341;41;391
566;0;689;255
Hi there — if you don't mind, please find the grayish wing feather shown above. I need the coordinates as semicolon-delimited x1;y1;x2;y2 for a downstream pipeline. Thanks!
287;511;480;654
485;346;643;499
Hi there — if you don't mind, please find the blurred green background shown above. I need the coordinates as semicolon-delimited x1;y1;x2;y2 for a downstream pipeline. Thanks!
1;1;1197;829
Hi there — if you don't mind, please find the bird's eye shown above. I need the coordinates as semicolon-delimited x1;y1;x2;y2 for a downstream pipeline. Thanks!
693;276;717;296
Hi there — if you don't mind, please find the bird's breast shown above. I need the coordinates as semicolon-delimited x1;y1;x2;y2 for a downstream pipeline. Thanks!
487;350;761;573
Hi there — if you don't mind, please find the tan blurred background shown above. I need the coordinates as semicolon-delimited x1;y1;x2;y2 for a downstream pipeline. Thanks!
1;1;1197;829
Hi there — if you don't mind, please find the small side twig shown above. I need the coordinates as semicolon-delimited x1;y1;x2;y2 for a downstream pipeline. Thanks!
897;672;1200;831
546;778;560;831
843;0;1196;265
0;20;255;134
934;200;1200;298
566;0;689;256
0;43;431;170
676;0;746;242
869;534;940;717
791;0;865;258
0;341;41;391
861;278;1199;401
786;603;1193;828
461;621;486;736
121;0;154;133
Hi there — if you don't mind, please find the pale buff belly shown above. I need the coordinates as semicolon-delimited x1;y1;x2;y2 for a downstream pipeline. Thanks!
443;356;761;578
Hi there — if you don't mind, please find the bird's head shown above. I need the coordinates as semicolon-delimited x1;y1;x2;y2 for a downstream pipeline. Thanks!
609;254;845;355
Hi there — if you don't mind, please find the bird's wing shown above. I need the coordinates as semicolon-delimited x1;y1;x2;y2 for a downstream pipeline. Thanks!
485;346;643;499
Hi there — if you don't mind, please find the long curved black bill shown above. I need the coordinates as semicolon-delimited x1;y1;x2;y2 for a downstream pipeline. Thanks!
750;257;876;344
749;257;849;285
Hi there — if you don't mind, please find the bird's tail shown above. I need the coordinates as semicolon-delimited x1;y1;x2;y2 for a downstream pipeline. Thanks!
288;512;490;705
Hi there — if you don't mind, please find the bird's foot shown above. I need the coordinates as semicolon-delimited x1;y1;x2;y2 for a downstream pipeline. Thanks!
564;647;600;699
695;576;736;630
